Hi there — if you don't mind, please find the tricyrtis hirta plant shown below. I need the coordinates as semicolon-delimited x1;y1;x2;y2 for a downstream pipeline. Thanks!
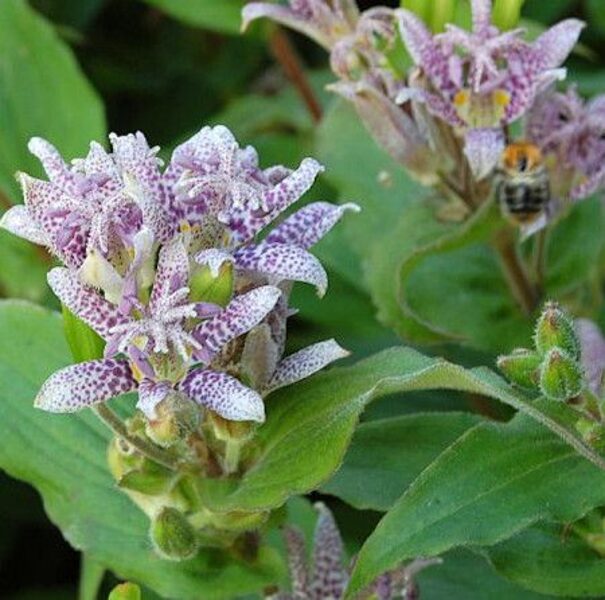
1;125;357;554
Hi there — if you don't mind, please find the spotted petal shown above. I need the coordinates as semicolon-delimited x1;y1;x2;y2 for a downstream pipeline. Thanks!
283;526;311;597
533;19;585;71
266;339;349;393
234;243;328;296
48;267;130;340
471;0;492;36
463;127;505;180
149;236;190;312
311;503;348;599
194;248;234;277
178;369;265;422
227;158;324;243
35;358;136;412
28;137;76;193
266;202;359;249
576;319;605;396
137;379;172;420
0;205;49;245
193;285;282;362
242;3;331;49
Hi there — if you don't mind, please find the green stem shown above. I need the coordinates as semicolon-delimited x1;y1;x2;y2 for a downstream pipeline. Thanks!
223;439;242;475
93;404;180;471
533;227;549;297
493;229;539;316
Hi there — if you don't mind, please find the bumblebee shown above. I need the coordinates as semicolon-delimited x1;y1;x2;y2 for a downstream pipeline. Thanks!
494;142;551;225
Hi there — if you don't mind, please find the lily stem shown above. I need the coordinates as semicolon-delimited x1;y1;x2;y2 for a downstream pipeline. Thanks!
493;228;539;316
269;27;322;124
93;404;180;471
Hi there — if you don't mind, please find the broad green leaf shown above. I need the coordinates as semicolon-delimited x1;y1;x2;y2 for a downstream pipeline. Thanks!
0;0;105;201
485;523;605;597
0;300;282;599
321;412;484;511
199;347;605;514
346;412;605;598
315;101;426;291
0;0;105;302
141;0;245;35
416;549;549;600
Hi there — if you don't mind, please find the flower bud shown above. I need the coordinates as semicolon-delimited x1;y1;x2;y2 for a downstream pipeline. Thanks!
497;349;541;390
539;348;584;401
145;394;201;448
118;459;177;496
107;438;143;482
150;507;198;561
534;302;580;360
189;262;233;307
108;583;141;600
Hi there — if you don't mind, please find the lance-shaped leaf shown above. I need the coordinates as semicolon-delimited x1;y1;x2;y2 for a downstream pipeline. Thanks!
265;202;360;249
198;346;605;514
178;368;265;423
35;358;136;412
266;339;349;393
0;300;283;598
234;243;328;296
193;285;282;362
345;409;605;598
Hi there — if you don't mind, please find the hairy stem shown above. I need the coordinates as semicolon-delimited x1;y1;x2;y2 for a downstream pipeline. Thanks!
93;404;180;471
493;229;539;316
269;27;322;124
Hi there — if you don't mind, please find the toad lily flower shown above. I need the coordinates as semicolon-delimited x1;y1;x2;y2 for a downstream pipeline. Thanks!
36;236;283;422
576;319;605;398
169;126;360;297
396;0;584;179
270;503;441;600
526;86;605;202
242;0;359;50
0;133;174;303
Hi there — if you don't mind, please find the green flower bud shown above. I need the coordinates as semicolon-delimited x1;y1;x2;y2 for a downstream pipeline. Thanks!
145;394;201;448
534;302;580;360
150;507;198;561
118;459;177;496
108;582;141;600
189;262;233;307
539;348;584;402
107;438;143;482
497;348;541;390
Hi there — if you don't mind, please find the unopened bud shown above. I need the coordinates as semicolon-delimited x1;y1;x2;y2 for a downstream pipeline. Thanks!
539;348;584;401
145;394;201;448
107;438;143;482
189;262;233;307
150;507;198;561
535;302;580;360
497;349;541;390
118;459;176;496
108;582;141;600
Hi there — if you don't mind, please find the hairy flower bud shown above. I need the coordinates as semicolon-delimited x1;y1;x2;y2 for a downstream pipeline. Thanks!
534;302;580;359
539;348;584;401
145;394;201;448
497;348;541;391
150;507;198;561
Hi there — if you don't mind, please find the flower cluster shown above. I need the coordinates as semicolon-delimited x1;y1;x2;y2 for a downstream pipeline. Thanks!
243;0;598;231
270;503;440;600
1;126;357;427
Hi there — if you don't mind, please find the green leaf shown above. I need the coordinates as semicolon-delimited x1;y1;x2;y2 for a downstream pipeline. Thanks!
321;412;484;511
141;0;245;35
199;346;605;514
345;412;605;598
485;523;605;597
315;101;426;292
417;549;549;600
0;0;105;302
0;0;105;202
0;300;283;599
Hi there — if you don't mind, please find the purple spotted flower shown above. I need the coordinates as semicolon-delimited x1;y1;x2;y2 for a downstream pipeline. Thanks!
270;503;441;600
526;86;605;202
14;125;355;427
396;0;584;179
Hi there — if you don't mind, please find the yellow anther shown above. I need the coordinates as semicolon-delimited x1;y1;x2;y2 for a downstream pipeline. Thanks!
493;89;511;108
454;89;471;107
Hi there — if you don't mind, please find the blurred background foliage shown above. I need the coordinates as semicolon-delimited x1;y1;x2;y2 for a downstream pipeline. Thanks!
1;0;604;597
